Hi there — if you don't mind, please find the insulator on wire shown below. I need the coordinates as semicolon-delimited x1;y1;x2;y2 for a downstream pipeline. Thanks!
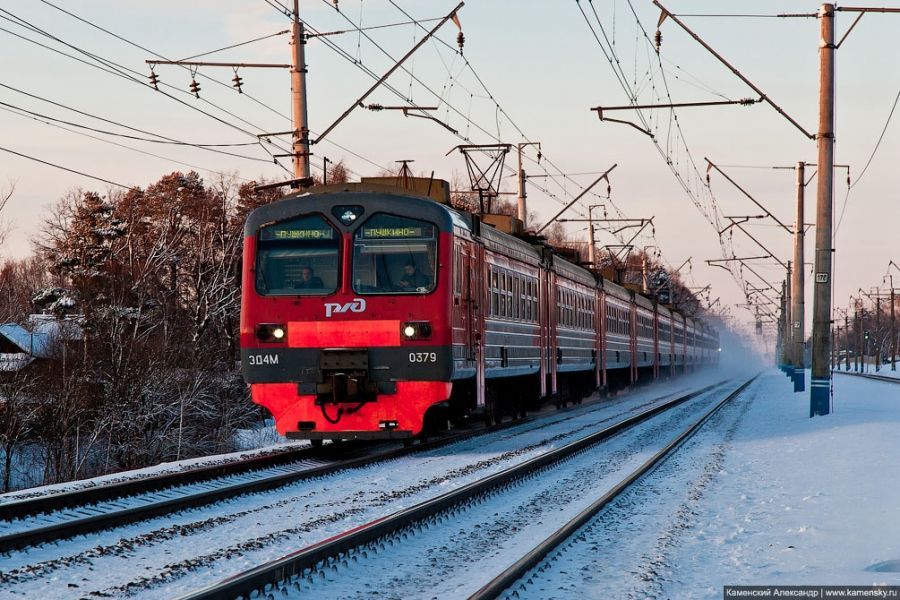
232;73;244;94
536;151;542;163
457;31;465;52
148;70;160;90
654;30;662;52
189;78;201;98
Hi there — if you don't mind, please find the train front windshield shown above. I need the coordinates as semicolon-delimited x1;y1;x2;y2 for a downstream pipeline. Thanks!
352;213;437;294
255;214;340;296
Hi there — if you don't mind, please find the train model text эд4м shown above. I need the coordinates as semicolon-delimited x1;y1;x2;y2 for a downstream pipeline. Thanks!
240;178;719;445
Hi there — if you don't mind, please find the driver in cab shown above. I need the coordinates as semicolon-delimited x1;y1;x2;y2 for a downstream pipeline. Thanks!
396;261;429;291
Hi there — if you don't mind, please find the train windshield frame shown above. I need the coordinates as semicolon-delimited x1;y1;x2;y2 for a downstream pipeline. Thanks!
255;213;340;296
351;213;438;295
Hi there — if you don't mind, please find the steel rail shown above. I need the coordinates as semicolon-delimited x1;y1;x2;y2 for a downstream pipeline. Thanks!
0;444;329;521
0;381;694;553
833;370;900;384
0;412;543;553
469;375;757;600
175;381;727;600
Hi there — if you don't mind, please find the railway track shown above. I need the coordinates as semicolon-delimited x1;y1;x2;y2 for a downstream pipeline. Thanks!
833;369;900;384
472;375;756;599
0;412;537;553
0;378;721;554
173;377;749;600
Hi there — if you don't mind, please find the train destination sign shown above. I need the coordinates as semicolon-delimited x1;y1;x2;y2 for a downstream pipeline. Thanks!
261;227;335;241
361;226;427;239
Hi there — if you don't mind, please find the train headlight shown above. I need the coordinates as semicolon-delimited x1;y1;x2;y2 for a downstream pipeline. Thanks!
401;321;432;340
256;323;287;343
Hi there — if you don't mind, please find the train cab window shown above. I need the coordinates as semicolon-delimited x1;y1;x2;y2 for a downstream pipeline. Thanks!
352;213;437;294
255;214;339;296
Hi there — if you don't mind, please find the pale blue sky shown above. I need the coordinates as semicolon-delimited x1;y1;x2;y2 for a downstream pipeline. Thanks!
2;0;899;338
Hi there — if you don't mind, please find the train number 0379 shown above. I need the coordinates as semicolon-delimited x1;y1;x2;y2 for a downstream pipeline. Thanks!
408;352;437;363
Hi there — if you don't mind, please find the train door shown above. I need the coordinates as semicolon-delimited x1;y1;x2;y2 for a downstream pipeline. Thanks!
469;243;486;409
653;305;660;380
599;289;608;389
594;288;603;389
547;270;558;397
536;265;550;398
457;241;476;366
630;301;638;383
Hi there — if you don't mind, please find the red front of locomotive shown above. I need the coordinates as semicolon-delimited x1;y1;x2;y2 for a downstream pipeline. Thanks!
240;191;454;441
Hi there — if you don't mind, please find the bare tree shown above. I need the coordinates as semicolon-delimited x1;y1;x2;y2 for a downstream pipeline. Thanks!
0;370;40;492
0;178;15;250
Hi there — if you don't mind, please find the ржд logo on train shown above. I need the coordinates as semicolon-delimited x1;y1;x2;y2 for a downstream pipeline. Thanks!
324;298;367;318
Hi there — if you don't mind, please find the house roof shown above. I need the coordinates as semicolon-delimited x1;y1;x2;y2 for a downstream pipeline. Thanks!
0;317;81;360
0;324;34;354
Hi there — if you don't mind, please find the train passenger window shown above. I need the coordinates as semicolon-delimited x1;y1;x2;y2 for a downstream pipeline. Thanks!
490;268;499;316
453;245;461;296
513;276;521;320
352;213;437;294
524;279;532;321
505;272;514;318
255;214;339;296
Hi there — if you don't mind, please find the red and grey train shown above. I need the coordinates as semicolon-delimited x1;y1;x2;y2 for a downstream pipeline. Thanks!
240;181;719;443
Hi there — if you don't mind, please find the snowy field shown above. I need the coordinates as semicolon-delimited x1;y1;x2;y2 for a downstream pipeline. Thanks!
660;369;900;593
834;364;900;379
2;368;899;599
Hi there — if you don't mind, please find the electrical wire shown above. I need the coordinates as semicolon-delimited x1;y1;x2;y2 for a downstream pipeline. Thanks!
848;86;900;191
0;9;273;141
0;144;133;189
0;105;256;183
382;0;609;223
2;6;305;176
0;84;270;154
178;30;290;61
577;0;759;306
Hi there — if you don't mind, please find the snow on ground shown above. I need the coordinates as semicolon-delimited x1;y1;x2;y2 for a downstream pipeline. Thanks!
834;364;900;379
0;427;304;503
0;370;730;599
661;369;900;593
5;367;899;599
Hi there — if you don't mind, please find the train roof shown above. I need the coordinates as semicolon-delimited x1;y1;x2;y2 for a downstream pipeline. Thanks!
249;183;712;333
244;183;461;239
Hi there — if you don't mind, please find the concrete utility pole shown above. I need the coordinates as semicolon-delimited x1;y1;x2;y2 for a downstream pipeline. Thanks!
882;261;900;371
888;265;898;371
785;262;792;369
586;205;603;267
844;311;850;371
516;142;541;227
792;161;806;391
291;0;311;183
875;296;881;371
892;286;897;371
810;3;834;417
642;254;649;293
